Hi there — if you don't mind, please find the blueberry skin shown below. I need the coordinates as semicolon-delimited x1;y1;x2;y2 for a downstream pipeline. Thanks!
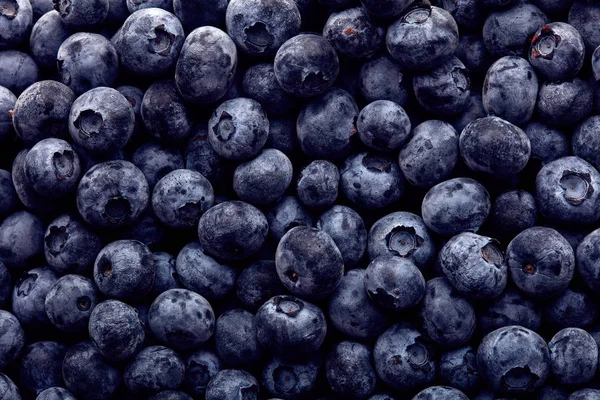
215;309;262;367
478;287;542;336
208;97;269;162
573;116;600;171
368;211;436;271
439;232;507;300
124;345;185;396
414;56;471;117
483;1;549;57
184;123;226;187
122;211;166;249
149;252;179;298
57;33;118;96
182;349;222;397
274;33;340;98
373;322;436;391
236;260;287;312
569;389;600;400
421;177;491;237
173;0;226;31
12;150;62;215
148;288;215;351
529;22;584;82
524;121;569;167
275;226;344;300
233;149;293;205
113;8;184;77
0;0;32;49
206;369;259;400
141;80;192;143
0;373;20;400
436;0;486;32
297;160;339;209
88;300;145;362
482;57;538;126
359;56;410;107
365;255;425;312
537;78;593;127
323;6;384;59
326;341;376;399
266;195;313;243
359;0;411;18
62;341;121;400
0;261;10;307
477;326;550;394
12;80;74;145
422;277;476;348
593;46;600;82
19;342;68;395
544;288;598;329
44;214;103;275
76;160;150;228
243;64;297;119
36;387;77;400
449;90;487;134
568;1;600;54
261;355;321;399
0;86;15;142
45;274;100;333
175;241;236;301
0;210;44;270
357;100;410;152
316;206;366;268
226;0;301;56
149;391;193;400
0;50;39;95
53;0;108;29
340;152;404;209
29;11;70;69
328;269;389;339
132;142;185;189
0;310;25;370
455;34;493;77
198;200;268;261
125;0;171;13
536;156;600;225
255;295;327;360
536;385;569;400
439;346;481;395
175;26;237;104
399;120;459;189
412;386;469;400
549;328;598;386
386;5;458;70
576;228;600;292
297;88;358;160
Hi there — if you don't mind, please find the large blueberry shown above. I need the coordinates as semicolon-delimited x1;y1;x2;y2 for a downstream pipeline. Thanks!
439;346;481;395
206;369;259;400
317;205;366;268
124;345;185;396
261;355;320;399
529;22;585;81
0;310;24;370
548;328;597;386
45;274;100;333
141;80;192;143
326;341;376;399
215;309;262;367
358;56;410;107
323;6;384;59
12;267;58;328
0;210;44;269
19;341;67;395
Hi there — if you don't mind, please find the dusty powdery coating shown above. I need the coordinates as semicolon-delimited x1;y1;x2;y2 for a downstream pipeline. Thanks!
44;274;100;333
53;0;109;29
0;310;25;370
124;345;185;396
0;210;44;270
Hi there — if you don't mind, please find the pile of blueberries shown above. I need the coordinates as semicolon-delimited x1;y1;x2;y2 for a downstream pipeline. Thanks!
4;0;600;398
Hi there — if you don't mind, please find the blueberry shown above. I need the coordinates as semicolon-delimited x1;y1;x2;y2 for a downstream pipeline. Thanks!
326;341;376;399
132;142;185;189
437;0;487;32
11;80;74;145
113;9;184;77
455;34;493;77
0;310;25;370
274;33;339;98
0;86;15;142
340;152;404;209
208;97;269;161
236;260;287;312
53;0;108;29
569;389;600;400
242;63;298;118
523;121;570;167
184;123;226;187
173;0;226;31
215;308;262;367
255;295;327;360
76;160;150;228
36;387;77;400
422;277;476;347
149;391;193;400
573;116;600;171
439;346;481;395
386;5;459;70
548;328;598;386
323;6;384;59
568;0;600;54
205;369;259;400
198;200;268;261
19;341;67;395
421;177;491;237
141;80;192;143
104;0;128;24
44;214;103;276
478;287;542;336
296;88;358;160
490;190;537;240
544;287;598;329
182;349;222;397
328;268;389;339
175;26;237;104
357;100;410;152
226;0;301;56
0;50;38;96
124;345;185;396
148;288;215;351
45;274;100;333
529;22;585;81
483;1;549;57
57;33;118;95
412;386;469;400
477;326;550;394
482;57;538;126
536;156;600;225
297;160;339;209
317;205;366;268
0;0;32;49
541;77;593;127
266;196;313;243
62;341;121;400
275;226;344;299
261;355;320;399
0;210;44;269
175;241;236;301
29;11;71;69
358;56;410;107
373;322;436;391
576;228;600;292
149;252;179;298
399;120;459;188
0;373;21;399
